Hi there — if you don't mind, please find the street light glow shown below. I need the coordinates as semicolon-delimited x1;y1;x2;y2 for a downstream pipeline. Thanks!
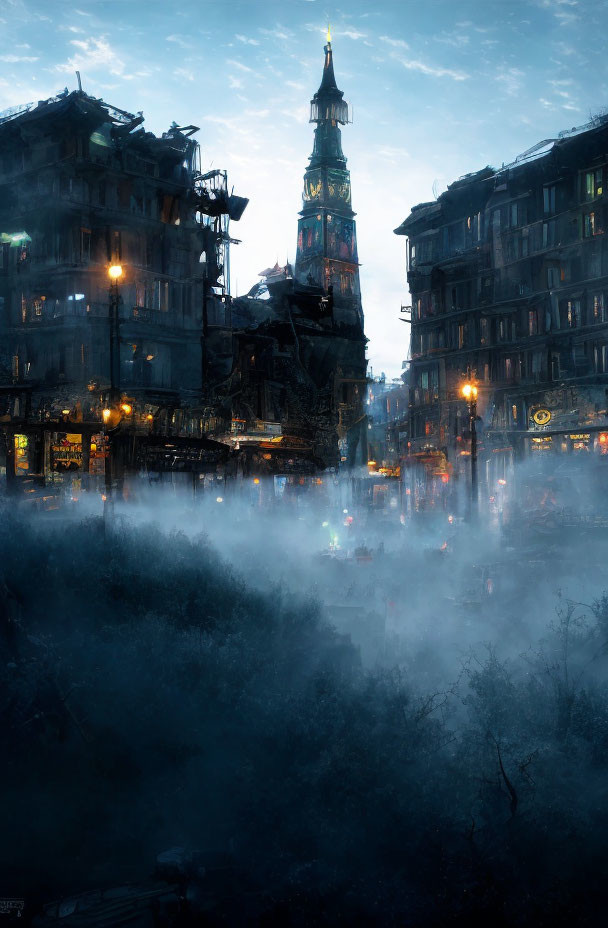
461;383;478;400
108;264;123;280
102;408;111;423
120;403;132;415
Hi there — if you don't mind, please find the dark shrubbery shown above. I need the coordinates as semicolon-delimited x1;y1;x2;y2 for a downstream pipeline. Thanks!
2;514;608;925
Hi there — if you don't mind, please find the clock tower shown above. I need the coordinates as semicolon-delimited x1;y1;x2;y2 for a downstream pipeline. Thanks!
295;30;363;332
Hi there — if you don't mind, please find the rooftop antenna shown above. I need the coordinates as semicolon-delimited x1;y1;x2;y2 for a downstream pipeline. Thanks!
75;71;82;92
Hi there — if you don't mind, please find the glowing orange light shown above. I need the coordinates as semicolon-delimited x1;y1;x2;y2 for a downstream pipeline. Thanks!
600;433;608;444
108;264;123;280
120;403;132;415
461;383;478;400
253;478;260;485
367;460;377;467
441;474;449;483
102;408;111;424
146;413;154;421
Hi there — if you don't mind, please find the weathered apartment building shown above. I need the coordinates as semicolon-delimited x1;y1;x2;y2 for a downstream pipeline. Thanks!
395;115;608;509
0;87;249;490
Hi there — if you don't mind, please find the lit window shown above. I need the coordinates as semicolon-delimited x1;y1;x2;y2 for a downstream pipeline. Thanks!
593;293;606;322
584;168;603;201
584;212;596;238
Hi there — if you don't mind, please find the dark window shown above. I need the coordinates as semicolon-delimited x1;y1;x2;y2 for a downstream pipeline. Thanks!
543;185;556;215
80;228;91;263
543;220;556;248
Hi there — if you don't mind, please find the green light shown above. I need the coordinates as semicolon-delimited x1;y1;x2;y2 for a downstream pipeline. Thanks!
1;230;31;246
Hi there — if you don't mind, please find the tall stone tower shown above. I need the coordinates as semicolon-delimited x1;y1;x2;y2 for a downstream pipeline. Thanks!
294;31;368;468
295;29;364;334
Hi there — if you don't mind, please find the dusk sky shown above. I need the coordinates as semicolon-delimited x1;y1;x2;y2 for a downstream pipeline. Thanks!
0;0;603;377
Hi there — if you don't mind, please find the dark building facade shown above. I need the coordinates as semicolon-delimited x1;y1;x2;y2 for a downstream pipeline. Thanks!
395;116;608;512
201;35;368;474
0;89;243;492
0;58;367;497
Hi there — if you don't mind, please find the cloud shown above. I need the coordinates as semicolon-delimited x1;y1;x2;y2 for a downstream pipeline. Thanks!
435;31;470;48
539;0;579;24
376;146;410;163
166;34;193;49
259;26;294;40
495;67;525;96
56;37;124;76
395;55;469;81
341;29;367;40
229;75;243;90
227;59;254;73
174;68;195;82
379;36;409;49
0;54;39;63
236;34;259;46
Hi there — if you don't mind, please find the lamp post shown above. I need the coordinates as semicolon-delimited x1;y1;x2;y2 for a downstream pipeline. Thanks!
108;263;123;403
105;264;123;508
461;382;478;520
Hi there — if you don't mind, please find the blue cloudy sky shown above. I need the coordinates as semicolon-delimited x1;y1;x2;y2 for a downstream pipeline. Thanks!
0;0;603;377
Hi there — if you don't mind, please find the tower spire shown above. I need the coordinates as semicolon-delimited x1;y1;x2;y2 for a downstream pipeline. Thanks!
294;35;363;332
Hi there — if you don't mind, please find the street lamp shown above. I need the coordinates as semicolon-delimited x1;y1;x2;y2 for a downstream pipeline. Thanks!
461;382;478;519
108;264;123;402
105;264;124;508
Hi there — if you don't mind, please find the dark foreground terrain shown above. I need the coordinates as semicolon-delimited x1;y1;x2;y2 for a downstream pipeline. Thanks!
2;511;608;926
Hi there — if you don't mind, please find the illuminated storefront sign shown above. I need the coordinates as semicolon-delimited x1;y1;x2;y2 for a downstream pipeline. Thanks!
531;436;552;449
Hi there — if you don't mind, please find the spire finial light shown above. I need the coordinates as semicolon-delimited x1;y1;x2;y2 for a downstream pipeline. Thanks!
327;23;331;43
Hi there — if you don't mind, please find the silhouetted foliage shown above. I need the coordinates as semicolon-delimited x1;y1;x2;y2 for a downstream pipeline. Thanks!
2;513;608;925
